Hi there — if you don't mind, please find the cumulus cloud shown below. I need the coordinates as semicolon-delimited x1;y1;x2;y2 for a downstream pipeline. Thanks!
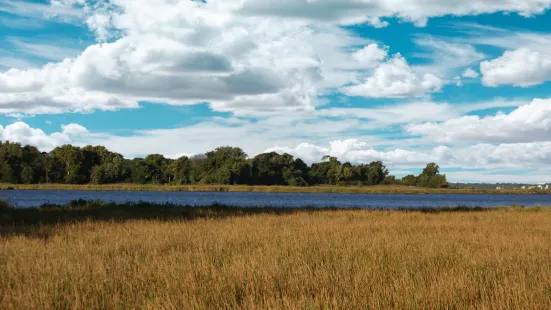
342;54;443;98
267;139;551;171
446;170;551;183
1;0;533;115
405;98;551;143
232;0;551;27
266;139;435;166
0;1;384;116
0;122;89;151
462;68;479;78
79;114;370;158
61;123;88;135
76;98;530;158
480;48;551;87
8;0;551;29
351;44;388;67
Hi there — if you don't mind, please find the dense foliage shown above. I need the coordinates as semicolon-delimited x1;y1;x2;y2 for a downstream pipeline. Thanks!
0;141;448;188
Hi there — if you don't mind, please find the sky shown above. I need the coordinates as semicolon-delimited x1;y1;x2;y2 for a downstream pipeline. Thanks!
0;0;551;183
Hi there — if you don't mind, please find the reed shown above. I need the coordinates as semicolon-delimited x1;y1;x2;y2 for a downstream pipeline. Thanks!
1;202;551;309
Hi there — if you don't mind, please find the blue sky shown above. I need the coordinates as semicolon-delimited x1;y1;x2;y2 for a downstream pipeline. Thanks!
1;0;551;183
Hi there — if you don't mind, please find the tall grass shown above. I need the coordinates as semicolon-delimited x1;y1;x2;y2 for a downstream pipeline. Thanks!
1;202;551;309
0;183;547;194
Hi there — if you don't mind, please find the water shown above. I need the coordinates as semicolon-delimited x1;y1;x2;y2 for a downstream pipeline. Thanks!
2;190;551;208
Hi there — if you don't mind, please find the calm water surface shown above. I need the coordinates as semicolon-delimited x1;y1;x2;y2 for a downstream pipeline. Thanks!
3;190;551;208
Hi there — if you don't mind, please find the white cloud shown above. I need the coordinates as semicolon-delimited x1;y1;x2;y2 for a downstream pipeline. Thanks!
413;36;485;76
0;122;72;151
351;44;388;67
455;24;551;53
232;0;551;27
266;139;435;165
6;120;551;181
78;113;373;158
0;57;34;70
317;101;460;124
405;98;551;143
267;139;551;172
0;0;84;22
342;54;443;98
61;123;88;135
8;38;83;61
446;171;551;184
462;68;479;78
480;48;551;87
0;2;381;116
454;142;551;168
453;76;463;86
6;0;551;29
1;0;542;116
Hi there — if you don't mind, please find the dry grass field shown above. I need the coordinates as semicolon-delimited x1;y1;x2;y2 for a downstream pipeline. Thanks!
1;204;551;309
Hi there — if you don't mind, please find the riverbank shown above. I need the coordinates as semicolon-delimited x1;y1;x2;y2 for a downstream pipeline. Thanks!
0;200;512;226
0;183;546;194
1;202;550;309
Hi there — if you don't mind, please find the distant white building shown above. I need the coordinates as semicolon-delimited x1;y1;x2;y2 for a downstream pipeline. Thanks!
496;186;502;190
521;186;526;190
546;185;550;190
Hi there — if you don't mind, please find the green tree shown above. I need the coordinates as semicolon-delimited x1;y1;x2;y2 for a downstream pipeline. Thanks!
422;163;440;177
366;161;387;185
0;163;15;183
401;175;417;186
53;145;86;184
417;163;448;188
90;165;106;184
169;156;192;185
382;175;400;185
21;165;35;184
143;154;169;184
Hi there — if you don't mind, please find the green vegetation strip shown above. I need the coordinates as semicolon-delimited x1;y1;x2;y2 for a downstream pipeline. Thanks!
1;141;447;188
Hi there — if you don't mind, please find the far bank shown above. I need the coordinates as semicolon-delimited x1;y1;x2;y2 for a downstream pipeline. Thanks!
1;183;549;194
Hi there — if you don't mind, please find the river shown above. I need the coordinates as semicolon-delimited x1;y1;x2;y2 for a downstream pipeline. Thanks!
2;190;551;208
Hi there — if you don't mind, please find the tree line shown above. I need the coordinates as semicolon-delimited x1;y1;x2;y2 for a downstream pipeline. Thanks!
0;141;448;188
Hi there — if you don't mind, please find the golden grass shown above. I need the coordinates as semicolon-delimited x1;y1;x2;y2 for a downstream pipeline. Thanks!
0;183;547;194
2;208;551;309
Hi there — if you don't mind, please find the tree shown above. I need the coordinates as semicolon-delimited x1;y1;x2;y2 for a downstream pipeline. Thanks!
401;175;417;186
382;175;400;185
143;154;169;184
366;161;387;185
53;145;86;184
204;147;248;184
417;163;448;188
422;163;440;178
0;140;451;188
170;156;192;185
0;163;15;183
90;165;106;184
21;165;35;184
129;158;147;184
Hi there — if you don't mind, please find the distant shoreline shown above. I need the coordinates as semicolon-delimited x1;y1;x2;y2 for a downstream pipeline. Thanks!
0;184;549;194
